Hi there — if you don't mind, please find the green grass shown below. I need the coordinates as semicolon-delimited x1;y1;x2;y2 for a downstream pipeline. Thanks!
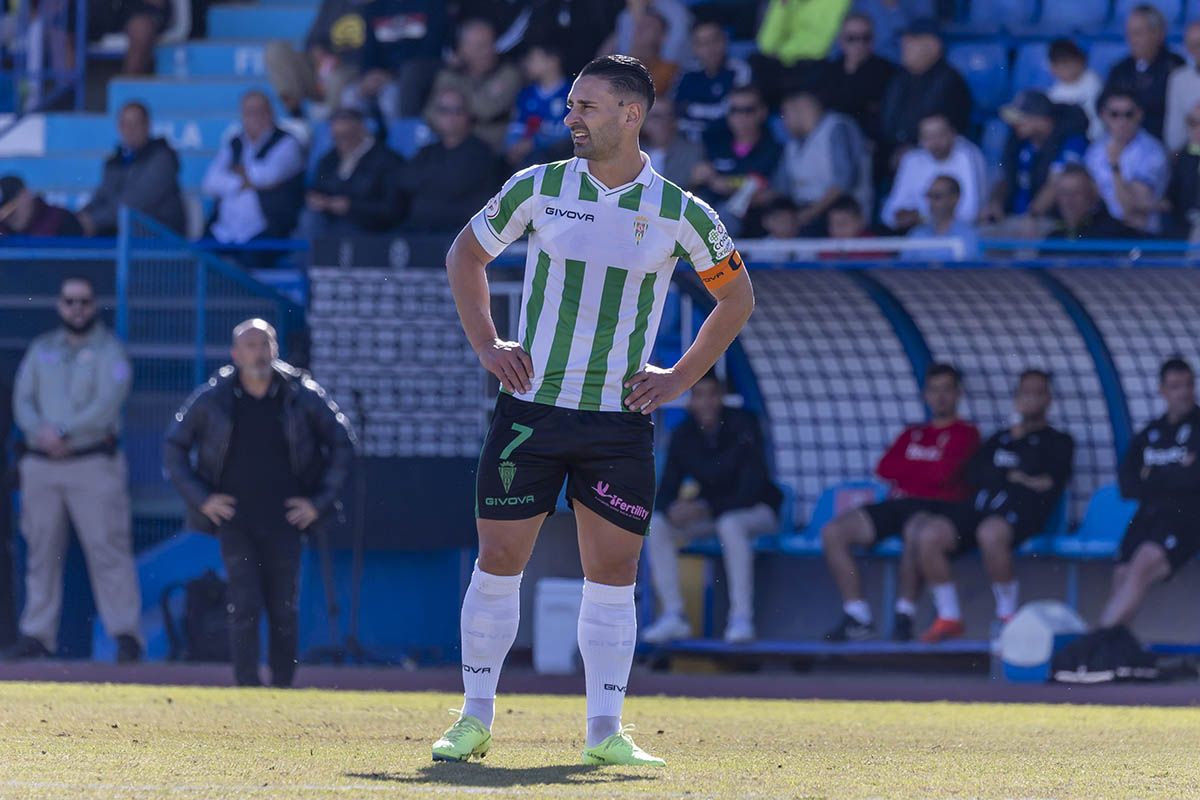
0;682;1197;798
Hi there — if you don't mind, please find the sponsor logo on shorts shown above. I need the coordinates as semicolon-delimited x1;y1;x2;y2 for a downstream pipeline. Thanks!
546;207;595;222
603;683;627;693
463;664;492;674
485;495;535;507
592;480;650;521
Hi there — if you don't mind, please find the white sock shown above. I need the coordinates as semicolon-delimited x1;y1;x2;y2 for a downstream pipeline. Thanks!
992;580;1019;619
459;562;522;730
578;580;636;747
844;599;872;625
931;583;961;621
895;598;917;618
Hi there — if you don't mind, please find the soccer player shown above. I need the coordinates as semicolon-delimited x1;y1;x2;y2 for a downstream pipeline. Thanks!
1098;357;1200;628
907;369;1075;643
433;55;755;767
822;363;980;642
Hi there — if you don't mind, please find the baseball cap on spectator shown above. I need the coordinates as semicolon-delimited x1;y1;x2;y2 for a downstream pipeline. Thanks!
0;175;24;208
1000;90;1054;124
904;18;940;37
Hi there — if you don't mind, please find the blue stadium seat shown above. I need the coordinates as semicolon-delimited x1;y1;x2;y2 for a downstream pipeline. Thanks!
1087;41;1130;85
1038;1;1110;32
1013;41;1056;91
1052;483;1137;559
979;117;1010;183
1112;0;1183;26
946;43;1012;114
967;0;1038;29
386;117;437;159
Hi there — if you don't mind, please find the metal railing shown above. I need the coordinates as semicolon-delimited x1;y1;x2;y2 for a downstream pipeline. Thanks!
0;0;85;139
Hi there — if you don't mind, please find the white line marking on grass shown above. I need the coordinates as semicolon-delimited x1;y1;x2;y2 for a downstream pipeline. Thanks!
0;780;697;798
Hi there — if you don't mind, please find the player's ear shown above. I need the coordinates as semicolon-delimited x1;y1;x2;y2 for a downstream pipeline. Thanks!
626;101;643;128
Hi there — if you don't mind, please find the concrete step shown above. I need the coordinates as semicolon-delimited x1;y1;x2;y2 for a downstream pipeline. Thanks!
155;40;268;79
107;77;281;116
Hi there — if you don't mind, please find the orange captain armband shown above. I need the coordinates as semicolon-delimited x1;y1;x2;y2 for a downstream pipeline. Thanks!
696;249;745;290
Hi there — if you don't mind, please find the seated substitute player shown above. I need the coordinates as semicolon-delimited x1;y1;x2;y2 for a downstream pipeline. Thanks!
641;370;783;645
433;55;755;768
822;363;980;642
1096;357;1200;629
907;369;1075;643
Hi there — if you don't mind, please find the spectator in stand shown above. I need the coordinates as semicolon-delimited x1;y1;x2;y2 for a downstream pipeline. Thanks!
1103;3;1183;141
341;0;447;119
523;0;625;77
984;90;1089;222
1047;38;1104;142
1045;163;1145;242
78;102;185;237
609;0;693;72
0;176;83;237
6;276;141;663
402;87;499;234
265;0;372;119
424;18;522;152
822;13;897;157
819;195;892;258
504;44;571;169
625;9;679;98
879;19;972;167
641;372;782;645
201;91;307;258
81;0;169;76
850;0;934;62
1164;21;1200;154
760;197;803;238
901;175;979;260
1094;357;1200;630
304;108;407;238
1084;89;1169;233
692;85;782;235
881;112;986;232
907;370;1074;643
822;363;980;643
1166;103;1200;239
772;89;872;235
673;20;752;144
641;101;704;189
164;319;354;687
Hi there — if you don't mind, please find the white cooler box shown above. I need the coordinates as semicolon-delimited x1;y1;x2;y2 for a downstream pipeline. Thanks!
533;578;584;674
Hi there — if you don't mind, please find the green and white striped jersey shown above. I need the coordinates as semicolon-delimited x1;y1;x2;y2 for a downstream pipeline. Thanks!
470;152;741;413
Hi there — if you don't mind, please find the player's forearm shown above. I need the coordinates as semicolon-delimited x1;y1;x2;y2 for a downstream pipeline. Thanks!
446;233;499;352
672;279;754;387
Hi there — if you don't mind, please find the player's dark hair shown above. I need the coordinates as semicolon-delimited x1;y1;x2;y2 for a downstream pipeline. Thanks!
1018;368;1052;387
1160;356;1194;383
578;55;656;111
828;194;863;217
926;362;963;386
1048;38;1085;64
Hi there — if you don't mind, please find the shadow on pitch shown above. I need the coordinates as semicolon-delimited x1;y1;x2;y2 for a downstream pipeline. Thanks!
346;763;656;788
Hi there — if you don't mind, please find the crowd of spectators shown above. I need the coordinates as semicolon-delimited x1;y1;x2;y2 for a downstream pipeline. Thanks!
11;1;1200;260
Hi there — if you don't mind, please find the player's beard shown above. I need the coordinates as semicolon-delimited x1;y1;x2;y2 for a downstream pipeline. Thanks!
572;125;611;159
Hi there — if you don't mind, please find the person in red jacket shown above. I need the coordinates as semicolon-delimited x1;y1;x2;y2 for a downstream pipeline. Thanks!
822;363;980;642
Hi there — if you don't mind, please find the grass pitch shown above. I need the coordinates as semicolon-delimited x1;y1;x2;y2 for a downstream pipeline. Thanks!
0;682;1197;799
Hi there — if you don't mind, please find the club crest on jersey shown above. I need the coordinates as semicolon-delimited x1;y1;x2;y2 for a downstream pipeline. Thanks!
633;215;648;245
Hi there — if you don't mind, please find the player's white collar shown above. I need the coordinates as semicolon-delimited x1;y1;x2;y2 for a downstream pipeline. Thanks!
572;150;657;193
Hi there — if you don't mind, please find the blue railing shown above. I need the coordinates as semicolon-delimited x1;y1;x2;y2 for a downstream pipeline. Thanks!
0;0;86;138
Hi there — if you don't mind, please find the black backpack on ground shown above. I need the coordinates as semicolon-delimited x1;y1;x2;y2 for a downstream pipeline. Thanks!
161;570;231;663
1052;625;1160;684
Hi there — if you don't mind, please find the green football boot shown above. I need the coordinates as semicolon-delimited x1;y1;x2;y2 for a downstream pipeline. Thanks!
431;711;491;763
581;725;665;767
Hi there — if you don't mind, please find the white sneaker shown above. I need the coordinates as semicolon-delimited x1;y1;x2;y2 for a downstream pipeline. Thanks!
641;613;691;643
723;616;756;644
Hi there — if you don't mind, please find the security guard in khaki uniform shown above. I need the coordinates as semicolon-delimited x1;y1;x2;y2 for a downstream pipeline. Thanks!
7;276;142;662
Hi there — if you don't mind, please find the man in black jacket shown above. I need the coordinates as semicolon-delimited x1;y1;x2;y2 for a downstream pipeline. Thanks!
822;13;897;162
304;107;407;237
1043;164;1145;248
78;102;186;236
1098;357;1200;629
642;372;782;645
1103;3;1183;140
163;319;354;686
906;370;1075;643
879;19;972;169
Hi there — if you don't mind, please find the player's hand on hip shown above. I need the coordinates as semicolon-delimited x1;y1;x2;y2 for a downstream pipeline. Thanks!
624;365;686;415
477;338;533;394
